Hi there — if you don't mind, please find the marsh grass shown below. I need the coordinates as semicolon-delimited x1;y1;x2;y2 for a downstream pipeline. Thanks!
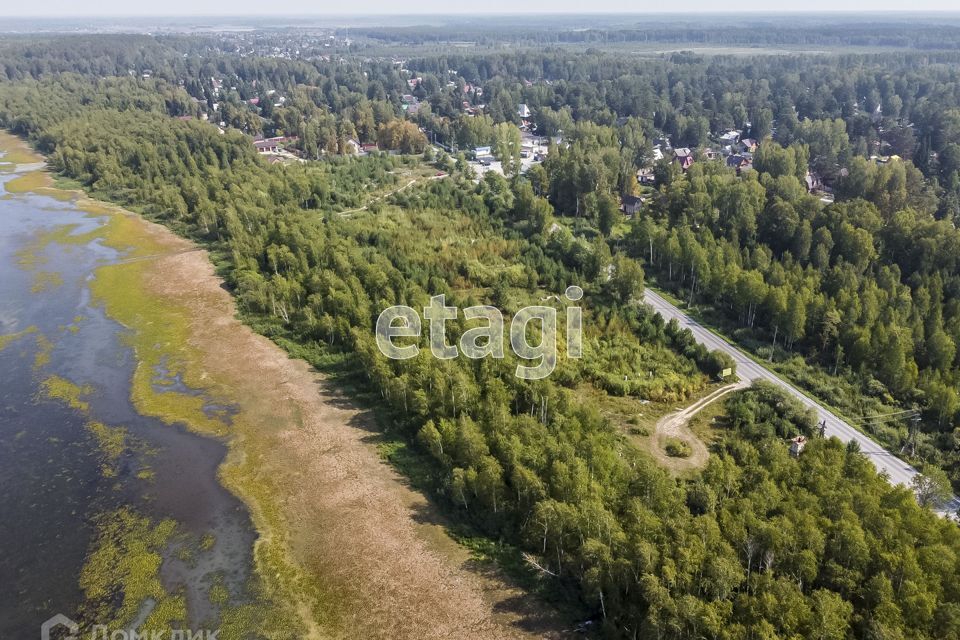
5;170;48;193
79;197;306;639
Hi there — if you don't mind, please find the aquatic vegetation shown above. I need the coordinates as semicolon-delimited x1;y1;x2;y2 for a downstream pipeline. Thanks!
208;576;229;607
15;223;101;272
86;421;127;476
5;171;48;193
83;197;306;637
199;533;216;552
89;214;230;437
0;325;37;351
33;333;54;369
0;135;302;640
79;508;181;630
31;270;64;293
40;374;92;412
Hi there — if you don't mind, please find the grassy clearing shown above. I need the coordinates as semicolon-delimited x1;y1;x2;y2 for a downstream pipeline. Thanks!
685;395;731;448
581;379;726;451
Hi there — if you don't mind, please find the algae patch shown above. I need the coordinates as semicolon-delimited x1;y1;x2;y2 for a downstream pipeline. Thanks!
32;270;64;293
33;333;54;369
40;374;93;412
15;223;103;272
86;421;128;477
79;508;184;630
0;325;37;351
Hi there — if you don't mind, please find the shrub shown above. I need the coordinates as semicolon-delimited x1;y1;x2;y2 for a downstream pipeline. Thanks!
665;438;692;457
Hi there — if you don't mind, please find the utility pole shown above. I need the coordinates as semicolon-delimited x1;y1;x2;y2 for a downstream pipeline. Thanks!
907;411;921;458
897;409;921;457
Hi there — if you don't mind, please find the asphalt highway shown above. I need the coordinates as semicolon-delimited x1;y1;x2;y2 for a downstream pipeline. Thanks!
643;287;960;517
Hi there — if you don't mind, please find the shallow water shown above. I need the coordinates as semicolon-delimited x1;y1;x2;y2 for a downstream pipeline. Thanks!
0;163;257;635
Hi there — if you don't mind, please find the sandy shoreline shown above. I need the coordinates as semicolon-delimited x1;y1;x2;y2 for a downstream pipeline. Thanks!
1;131;563;639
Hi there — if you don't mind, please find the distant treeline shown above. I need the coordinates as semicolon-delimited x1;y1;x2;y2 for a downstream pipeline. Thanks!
349;21;960;50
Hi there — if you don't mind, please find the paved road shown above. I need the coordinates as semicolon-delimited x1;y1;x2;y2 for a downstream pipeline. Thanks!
643;287;960;517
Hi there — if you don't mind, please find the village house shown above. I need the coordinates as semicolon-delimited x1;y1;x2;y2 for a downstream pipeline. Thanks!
739;138;758;153
718;130;740;146
673;148;695;171
622;194;645;215
726;154;752;174
253;135;298;155
254;139;280;154
518;103;532;119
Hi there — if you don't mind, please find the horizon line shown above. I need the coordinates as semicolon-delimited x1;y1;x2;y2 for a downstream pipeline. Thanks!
5;10;960;19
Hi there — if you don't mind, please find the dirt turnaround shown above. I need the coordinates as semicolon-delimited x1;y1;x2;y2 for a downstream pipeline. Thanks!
649;381;746;472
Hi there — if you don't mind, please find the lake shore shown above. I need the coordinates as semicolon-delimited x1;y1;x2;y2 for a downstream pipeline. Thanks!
1;131;561;639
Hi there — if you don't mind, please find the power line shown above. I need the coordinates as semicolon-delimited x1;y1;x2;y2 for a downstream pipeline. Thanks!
847;409;919;425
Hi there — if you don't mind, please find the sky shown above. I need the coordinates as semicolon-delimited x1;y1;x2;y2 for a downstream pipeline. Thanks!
3;2;960;17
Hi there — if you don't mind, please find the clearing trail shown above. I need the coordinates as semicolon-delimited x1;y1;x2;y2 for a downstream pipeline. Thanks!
649;381;746;472
337;174;444;217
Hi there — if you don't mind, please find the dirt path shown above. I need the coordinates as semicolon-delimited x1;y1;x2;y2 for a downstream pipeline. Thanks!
649;381;745;472
337;174;442;217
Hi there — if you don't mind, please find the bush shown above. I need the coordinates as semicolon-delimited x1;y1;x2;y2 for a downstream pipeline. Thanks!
665;438;692;457
704;349;736;379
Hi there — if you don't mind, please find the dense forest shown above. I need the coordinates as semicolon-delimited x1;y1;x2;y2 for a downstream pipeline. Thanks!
3;31;960;638
345;15;960;50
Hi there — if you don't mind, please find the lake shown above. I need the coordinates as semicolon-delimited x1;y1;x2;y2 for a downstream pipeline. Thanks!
0;149;257;636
